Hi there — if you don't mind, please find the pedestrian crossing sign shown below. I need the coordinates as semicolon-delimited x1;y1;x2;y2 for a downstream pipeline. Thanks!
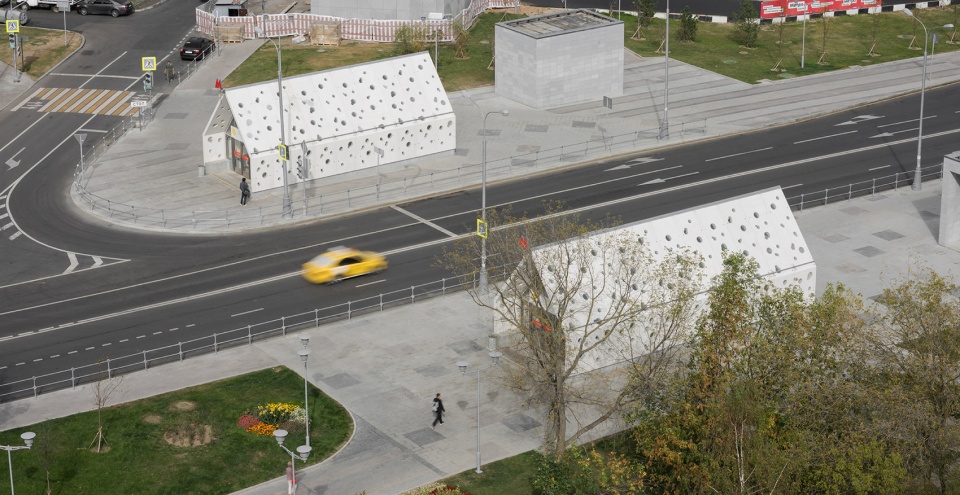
141;57;157;71
6;20;20;33
278;143;288;161
477;219;488;239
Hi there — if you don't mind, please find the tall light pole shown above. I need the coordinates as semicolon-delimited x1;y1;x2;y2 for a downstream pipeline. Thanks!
479;109;509;293
660;0;670;140
902;8;929;191
2;432;35;495
298;334;310;448
254;28;293;218
272;429;311;494
457;351;502;474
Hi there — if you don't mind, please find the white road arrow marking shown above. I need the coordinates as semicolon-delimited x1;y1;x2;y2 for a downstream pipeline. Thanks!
870;128;918;139
606;157;664;171
5;147;25;170
91;256;103;268
64;252;79;274
836;115;884;126
640;172;699;186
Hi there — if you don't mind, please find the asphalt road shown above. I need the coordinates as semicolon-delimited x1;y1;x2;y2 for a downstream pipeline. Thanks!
2;80;959;392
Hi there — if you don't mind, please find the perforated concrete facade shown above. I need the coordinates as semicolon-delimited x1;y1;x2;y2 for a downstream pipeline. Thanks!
495;10;623;109
939;151;960;249
495;187;817;373
207;52;455;192
310;0;467;21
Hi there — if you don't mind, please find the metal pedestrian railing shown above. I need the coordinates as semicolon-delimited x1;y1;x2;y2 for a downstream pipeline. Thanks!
785;166;943;211
0;272;495;404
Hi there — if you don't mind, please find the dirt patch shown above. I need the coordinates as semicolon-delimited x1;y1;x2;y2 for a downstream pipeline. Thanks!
511;5;564;16
143;414;163;424
164;424;214;447
172;400;197;411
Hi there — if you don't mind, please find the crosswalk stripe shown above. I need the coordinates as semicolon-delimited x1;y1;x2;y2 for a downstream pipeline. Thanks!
20;88;141;116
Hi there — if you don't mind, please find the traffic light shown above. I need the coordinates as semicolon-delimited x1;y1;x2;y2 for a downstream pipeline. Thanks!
143;72;153;90
296;157;303;179
8;34;15;49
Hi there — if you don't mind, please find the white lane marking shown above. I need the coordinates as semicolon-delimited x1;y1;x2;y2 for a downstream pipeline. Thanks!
85;347;95;350
231;308;264;317
169;327;179;332
0;213;7;220
781;184;804;190
869;165;891;171
877;116;935;128
92;256;104;268
136;335;145;339
68;350;77;354
664;172;699;181
64;252;79;274
50;354;59;358
793;130;857;144
835;115;883;126
186;324;195;328
7;127;960;338
391;205;457;237
76;128;110;133
5;147;25;169
101;342;111;346
1;222;12;230
0;115;49;155
15;363;25;366
870;128;918;138
152;331;162;335
50;73;141;79
33;358;42;362
355;279;386;288
78;51;129;90
8;231;20;240
705;147;773;162
119;339;128;343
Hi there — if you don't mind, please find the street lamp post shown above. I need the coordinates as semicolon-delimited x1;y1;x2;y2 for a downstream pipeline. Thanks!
272;429;311;494
298;334;311;448
254;29;293;218
457;352;502;474
660;0;670;140
479;109;509;293
2;432;35;495
902;8;929;191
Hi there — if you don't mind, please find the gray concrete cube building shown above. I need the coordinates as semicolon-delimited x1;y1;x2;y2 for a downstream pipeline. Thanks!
495;9;623;109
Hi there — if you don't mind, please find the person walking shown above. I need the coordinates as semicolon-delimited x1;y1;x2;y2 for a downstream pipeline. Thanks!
431;392;445;429
239;178;250;205
164;60;176;83
285;461;296;495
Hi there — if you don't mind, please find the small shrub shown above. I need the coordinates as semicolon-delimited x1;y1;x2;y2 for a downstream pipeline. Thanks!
289;407;307;425
237;414;260;430
247;422;278;436
256;402;299;425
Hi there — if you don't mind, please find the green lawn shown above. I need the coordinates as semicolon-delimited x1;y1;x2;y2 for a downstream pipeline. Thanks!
226;8;960;90
0;367;352;495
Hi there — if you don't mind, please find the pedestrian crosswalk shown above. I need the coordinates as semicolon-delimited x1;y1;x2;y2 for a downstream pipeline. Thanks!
14;87;144;117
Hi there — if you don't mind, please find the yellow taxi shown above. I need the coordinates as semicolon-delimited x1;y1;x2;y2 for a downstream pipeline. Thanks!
302;247;388;284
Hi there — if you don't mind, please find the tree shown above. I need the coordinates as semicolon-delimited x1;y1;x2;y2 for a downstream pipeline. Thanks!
441;204;703;458
453;18;470;59
731;0;760;48
632;0;656;40
676;6;698;42
89;359;123;453
634;252;903;494
868;269;960;493
393;24;426;55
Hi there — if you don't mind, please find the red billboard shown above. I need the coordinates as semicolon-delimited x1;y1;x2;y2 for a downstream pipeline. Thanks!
760;0;880;19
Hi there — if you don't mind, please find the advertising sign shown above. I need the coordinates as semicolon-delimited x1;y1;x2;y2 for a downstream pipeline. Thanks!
760;0;878;19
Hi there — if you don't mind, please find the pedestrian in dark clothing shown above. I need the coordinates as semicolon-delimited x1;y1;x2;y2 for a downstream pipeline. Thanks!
164;61;176;83
431;392;445;429
240;178;250;205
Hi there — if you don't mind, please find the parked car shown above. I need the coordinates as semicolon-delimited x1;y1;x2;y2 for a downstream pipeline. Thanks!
179;37;215;61
302;247;387;284
75;0;133;16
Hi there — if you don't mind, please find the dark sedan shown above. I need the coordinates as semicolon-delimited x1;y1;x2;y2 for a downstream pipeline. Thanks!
180;37;215;61
75;0;133;16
